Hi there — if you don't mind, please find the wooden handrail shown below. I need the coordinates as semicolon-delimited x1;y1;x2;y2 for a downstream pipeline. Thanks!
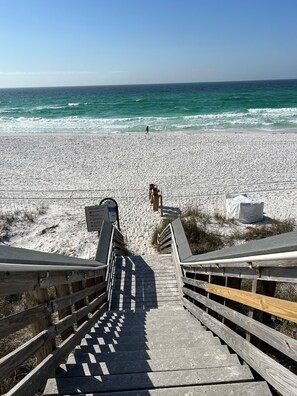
0;221;126;396
182;277;297;324
163;218;297;396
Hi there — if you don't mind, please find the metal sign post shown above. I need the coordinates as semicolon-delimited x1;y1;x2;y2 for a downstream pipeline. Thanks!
99;198;120;230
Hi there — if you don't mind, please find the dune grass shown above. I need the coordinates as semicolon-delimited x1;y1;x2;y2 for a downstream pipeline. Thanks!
152;206;295;255
0;206;47;243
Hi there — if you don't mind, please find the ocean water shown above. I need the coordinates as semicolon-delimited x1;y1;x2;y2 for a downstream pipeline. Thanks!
0;80;297;135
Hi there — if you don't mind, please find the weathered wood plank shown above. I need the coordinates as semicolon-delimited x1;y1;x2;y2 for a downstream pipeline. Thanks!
183;287;297;361
0;272;39;296
0;328;55;381
26;289;54;364
183;297;297;396
171;219;192;261
159;234;172;247
39;269;106;288
77;336;217;354
0;269;106;296
71;382;272;396
0;244;101;267
182;227;297;262
55;284;74;340
159;238;172;249
44;365;253;394
182;276;206;289
0;302;50;338
52;281;107;311
6;303;108;396
56;354;240;377
96;221;113;264
160;246;172;254
182;265;297;283
68;343;226;365
71;280;87;327
55;292;107;335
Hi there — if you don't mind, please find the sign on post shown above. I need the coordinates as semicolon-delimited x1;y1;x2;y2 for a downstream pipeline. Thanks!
99;198;120;230
85;205;109;232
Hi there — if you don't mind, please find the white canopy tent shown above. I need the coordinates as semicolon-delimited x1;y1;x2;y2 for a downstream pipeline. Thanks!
225;193;264;224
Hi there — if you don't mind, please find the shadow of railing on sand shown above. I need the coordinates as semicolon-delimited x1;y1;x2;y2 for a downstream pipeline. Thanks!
162;205;181;218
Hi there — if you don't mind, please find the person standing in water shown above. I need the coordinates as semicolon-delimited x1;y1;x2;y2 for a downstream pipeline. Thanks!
146;126;149;136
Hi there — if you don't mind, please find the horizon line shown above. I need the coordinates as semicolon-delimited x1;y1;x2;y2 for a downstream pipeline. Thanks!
1;77;297;90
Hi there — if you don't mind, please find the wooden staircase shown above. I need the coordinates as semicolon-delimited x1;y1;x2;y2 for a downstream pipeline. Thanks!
44;255;271;395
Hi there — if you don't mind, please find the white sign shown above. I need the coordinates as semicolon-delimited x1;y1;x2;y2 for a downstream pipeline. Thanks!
85;205;109;232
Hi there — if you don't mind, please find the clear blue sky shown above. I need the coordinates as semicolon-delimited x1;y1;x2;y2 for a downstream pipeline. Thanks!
1;0;297;88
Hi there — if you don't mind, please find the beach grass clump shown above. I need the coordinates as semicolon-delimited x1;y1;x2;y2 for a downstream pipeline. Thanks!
152;206;295;255
213;211;235;226
181;207;211;229
227;218;295;244
181;217;224;254
0;205;47;243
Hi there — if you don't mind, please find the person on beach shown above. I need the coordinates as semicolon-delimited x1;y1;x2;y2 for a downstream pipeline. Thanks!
146;126;149;136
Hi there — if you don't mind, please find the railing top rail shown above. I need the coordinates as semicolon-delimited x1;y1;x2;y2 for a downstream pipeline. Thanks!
181;251;297;268
0;244;100;266
0;262;107;272
0;221;120;272
171;218;297;268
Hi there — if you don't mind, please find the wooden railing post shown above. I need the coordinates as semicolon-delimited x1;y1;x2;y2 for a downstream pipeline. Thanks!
55;284;74;340
149;184;155;201
246;279;258;342
71;280;88;326
224;277;242;330
25;288;55;364
259;280;277;325
153;188;159;211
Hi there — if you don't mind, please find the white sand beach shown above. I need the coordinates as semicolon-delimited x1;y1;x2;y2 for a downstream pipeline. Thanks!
1;131;297;258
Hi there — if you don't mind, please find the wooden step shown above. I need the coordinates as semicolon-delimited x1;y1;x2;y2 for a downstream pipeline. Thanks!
77;334;218;353
88;319;206;333
44;365;254;394
72;381;272;396
91;324;206;338
100;308;193;318
56;353;240;377
86;329;207;344
68;344;228;364
94;314;202;327
113;270;176;276
110;301;181;311
111;292;180;300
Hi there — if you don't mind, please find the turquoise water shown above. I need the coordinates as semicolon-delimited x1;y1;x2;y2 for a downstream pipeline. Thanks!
0;80;297;134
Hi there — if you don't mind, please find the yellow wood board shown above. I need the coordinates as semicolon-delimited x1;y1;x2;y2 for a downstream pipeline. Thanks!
205;283;297;324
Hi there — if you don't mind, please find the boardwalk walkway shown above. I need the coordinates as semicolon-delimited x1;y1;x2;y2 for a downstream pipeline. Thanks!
44;255;271;395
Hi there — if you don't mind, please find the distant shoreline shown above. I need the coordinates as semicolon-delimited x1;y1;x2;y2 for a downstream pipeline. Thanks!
1;128;297;138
